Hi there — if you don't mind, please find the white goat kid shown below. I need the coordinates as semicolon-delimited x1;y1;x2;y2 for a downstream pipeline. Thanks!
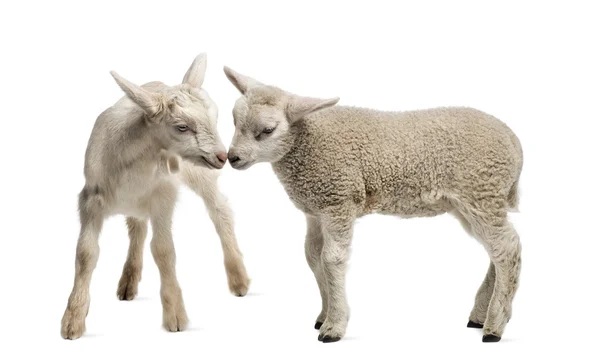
61;54;250;340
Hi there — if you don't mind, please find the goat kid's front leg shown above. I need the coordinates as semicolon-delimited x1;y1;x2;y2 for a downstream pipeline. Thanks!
61;190;104;339
318;213;354;343
204;189;249;296
305;215;328;329
182;166;250;296
117;217;148;301
150;189;188;332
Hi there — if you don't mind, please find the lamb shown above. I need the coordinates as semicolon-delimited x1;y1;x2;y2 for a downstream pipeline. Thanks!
224;67;522;343
61;54;250;339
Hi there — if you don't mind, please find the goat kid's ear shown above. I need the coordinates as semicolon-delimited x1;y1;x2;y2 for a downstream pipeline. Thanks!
286;95;339;122
110;71;163;117
223;66;263;94
182;53;207;89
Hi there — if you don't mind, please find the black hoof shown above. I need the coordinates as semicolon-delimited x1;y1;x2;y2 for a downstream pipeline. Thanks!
467;320;484;329
482;334;501;343
314;321;323;330
321;335;341;343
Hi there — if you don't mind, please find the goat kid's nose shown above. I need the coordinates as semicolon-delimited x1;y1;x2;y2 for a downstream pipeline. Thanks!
229;155;240;164
216;152;228;164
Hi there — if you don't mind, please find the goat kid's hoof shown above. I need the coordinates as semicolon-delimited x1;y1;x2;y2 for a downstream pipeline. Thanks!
228;276;250;297
61;310;86;340
163;309;189;332
117;276;139;301
482;334;501;343
314;321;323;330
318;334;341;343
467;320;484;329
226;261;250;297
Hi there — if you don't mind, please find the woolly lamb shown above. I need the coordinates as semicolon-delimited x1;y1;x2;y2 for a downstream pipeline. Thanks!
61;54;250;339
224;67;522;343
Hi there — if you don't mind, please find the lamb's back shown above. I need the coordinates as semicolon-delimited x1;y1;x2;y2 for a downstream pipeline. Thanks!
276;106;522;216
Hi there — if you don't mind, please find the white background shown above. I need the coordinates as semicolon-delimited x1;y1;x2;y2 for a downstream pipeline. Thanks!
1;1;599;362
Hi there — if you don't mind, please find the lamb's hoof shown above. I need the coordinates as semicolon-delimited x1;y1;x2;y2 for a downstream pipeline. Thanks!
467;320;484;329
318;334;341;343
314;321;323;330
482;334;501;343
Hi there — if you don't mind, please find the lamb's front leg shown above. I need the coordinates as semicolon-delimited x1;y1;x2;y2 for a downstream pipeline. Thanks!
318;214;355;343
304;215;328;329
150;187;188;332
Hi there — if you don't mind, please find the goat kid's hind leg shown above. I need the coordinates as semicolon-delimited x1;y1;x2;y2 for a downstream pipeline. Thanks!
61;189;104;339
318;212;354;343
117;217;148;300
150;185;188;332
305;215;328;330
181;166;250;296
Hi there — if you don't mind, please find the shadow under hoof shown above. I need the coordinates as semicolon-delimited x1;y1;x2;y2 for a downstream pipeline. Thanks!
314;321;323;330
467;320;484;329
482;334;501;343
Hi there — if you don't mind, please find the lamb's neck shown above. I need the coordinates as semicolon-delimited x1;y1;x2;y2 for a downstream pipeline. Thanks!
270;133;304;183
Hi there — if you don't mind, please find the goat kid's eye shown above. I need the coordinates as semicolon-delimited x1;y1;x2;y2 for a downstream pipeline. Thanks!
262;127;275;134
176;125;189;132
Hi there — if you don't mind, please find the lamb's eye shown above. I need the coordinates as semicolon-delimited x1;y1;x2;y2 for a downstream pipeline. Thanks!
176;125;189;132
262;127;275;134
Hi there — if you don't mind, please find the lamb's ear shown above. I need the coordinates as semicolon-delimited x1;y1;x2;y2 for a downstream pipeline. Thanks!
223;66;263;94
182;53;207;88
286;95;339;122
110;71;163;116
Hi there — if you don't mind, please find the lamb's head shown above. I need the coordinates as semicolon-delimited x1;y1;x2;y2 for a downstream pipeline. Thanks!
110;54;228;169
224;67;339;170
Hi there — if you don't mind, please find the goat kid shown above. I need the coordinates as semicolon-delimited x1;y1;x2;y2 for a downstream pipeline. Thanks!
61;54;249;340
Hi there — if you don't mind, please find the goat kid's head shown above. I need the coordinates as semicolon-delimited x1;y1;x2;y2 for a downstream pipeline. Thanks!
223;67;339;170
111;54;228;169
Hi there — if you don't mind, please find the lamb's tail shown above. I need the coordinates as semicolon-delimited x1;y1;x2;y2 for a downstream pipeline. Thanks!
507;131;523;211
507;177;520;211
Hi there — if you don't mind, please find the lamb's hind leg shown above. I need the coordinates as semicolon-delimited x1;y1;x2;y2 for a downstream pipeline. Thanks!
150;184;188;332
452;210;496;328
457;202;521;342
61;188;104;339
480;222;520;342
117;217;148;300
181;166;250;296
305;215;328;329
467;262;495;328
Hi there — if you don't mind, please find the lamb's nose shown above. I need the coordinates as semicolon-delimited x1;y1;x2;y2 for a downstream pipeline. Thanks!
216;152;228;164
229;155;240;164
